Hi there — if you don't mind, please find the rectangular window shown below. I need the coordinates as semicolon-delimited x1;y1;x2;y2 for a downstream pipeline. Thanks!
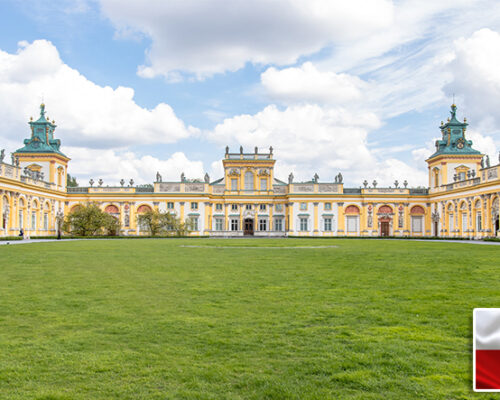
31;212;36;230
324;202;332;211
244;172;254;190
300;202;307;211
260;178;267;190
324;218;332;231
300;217;308;231
477;213;482;231
275;204;283;212
274;218;283;231
459;172;466;180
231;204;238;211
43;213;48;230
190;217;199;231
246;204;252;210
167;202;174;210
231;178;238;191
411;216;423;233
19;210;23;229
259;218;267;231
462;214;467;231
259;204;266;212
215;218;223;231
215;203;223;211
231;218;239;231
191;202;198;210
449;214;454;231
346;216;359;233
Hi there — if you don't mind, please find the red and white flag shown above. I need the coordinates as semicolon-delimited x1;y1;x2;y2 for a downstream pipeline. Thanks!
474;308;500;391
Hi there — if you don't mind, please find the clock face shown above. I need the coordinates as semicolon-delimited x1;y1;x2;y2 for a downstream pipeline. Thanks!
457;139;464;149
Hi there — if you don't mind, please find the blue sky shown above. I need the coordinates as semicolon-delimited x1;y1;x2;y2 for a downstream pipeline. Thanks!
0;0;499;186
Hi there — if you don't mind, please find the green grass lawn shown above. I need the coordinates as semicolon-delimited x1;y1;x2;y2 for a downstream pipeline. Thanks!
0;239;498;399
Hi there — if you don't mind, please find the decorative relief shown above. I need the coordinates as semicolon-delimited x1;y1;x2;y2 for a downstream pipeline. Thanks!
258;169;270;176
212;185;224;194
273;186;286;194
488;169;498;180
228;168;240;176
294;184;314;192
159;183;181;192
319;184;339;193
4;165;13;177
185;183;205;192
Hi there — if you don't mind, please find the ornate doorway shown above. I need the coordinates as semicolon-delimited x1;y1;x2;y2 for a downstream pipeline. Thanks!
244;218;254;235
380;221;390;236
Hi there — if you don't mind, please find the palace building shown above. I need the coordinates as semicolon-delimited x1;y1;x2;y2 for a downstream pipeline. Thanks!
1;103;499;238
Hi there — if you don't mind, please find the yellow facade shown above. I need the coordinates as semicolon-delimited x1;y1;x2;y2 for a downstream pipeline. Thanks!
1;105;499;238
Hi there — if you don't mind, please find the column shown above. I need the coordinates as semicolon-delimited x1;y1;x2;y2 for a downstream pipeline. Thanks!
313;202;319;234
269;203;273;231
180;201;185;223
337;202;344;235
403;203;410;236
360;202;367;236
425;202;432;237
287;202;294;233
224;203;229;231
204;202;211;234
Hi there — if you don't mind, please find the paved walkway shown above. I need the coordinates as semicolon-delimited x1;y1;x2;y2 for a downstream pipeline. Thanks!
1;238;499;246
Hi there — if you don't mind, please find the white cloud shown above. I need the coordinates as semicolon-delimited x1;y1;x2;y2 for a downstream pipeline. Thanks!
207;103;426;186
444;29;500;143
0;40;197;150
67;147;205;185
99;0;394;80
261;62;366;105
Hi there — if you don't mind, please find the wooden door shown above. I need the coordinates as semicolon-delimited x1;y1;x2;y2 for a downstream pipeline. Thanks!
244;219;254;235
380;221;389;236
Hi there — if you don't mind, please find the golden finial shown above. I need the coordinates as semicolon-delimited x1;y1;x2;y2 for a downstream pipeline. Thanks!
464;117;467;122
447;117;450;122
52;120;55;124
440;121;443;126
30;116;33;121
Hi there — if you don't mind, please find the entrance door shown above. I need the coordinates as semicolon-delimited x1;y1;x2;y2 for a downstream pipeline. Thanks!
434;221;439;237
244;218;254;235
380;221;390;237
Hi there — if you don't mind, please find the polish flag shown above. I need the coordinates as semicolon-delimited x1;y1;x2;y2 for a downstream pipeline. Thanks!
474;308;500;391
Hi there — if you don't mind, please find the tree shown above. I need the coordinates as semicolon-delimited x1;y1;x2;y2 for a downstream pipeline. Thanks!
137;209;192;236
63;203;121;236
67;173;78;187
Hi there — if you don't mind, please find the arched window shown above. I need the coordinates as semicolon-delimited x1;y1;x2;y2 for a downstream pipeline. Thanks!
345;205;360;214
137;205;152;213
410;205;425;214
345;205;360;233
104;205;119;214
377;205;393;214
136;205;152;232
433;168;439;187
70;204;82;213
244;171;254;190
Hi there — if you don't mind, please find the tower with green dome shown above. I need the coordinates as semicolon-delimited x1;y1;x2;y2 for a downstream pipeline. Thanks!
13;103;70;190
426;104;483;190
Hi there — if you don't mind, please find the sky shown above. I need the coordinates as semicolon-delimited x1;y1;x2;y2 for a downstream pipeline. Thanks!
0;0;499;187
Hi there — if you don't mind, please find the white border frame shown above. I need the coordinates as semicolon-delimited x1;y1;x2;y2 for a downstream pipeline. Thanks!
473;308;500;392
